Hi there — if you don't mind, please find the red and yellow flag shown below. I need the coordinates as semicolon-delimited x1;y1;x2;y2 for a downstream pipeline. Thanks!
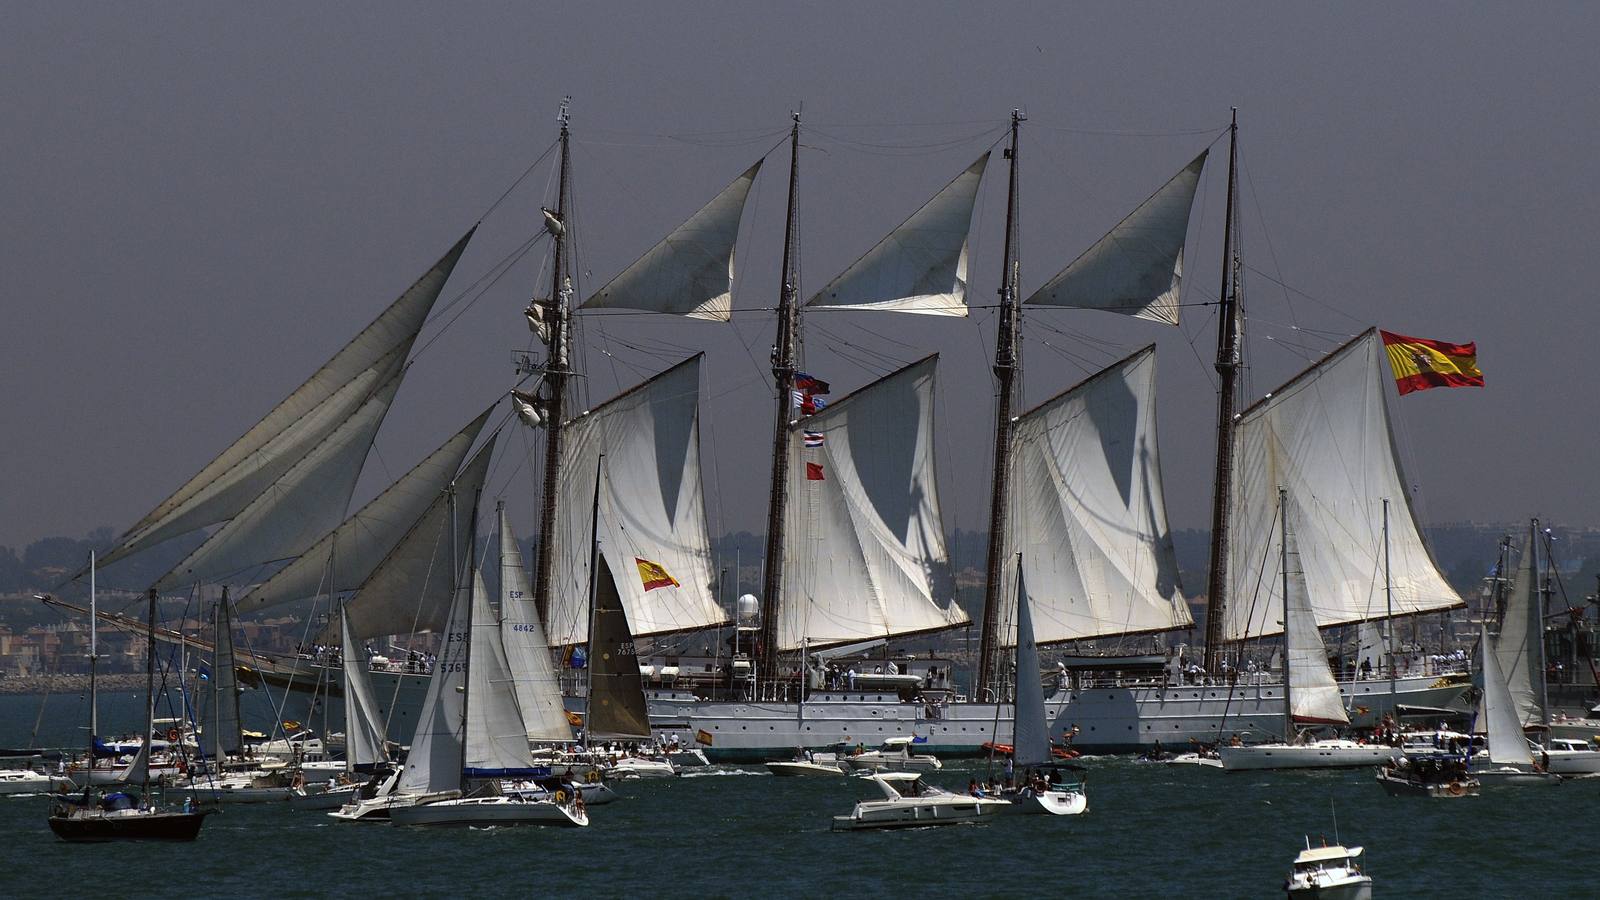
635;557;680;591
1379;330;1484;395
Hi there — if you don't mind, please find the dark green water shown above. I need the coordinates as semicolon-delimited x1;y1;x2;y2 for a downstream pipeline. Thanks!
0;691;1587;898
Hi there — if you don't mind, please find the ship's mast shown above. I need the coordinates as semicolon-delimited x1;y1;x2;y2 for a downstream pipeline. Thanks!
755;113;803;687
533;99;574;627
976;109;1024;701
1201;109;1241;675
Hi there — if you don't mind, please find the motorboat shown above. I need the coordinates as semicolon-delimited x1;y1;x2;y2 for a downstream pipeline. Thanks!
831;772;1009;831
664;747;711;768
185;769;297;803
764;747;845;777
605;756;676;778
289;780;363;811
838;737;942;773
1375;753;1479;797
998;764;1087;816
0;767;74;795
1218;739;1400;772
389;792;588;828
1164;751;1224;768
1543;738;1600;776
1285;841;1372;899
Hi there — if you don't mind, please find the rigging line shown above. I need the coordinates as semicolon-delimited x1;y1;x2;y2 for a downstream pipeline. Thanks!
808;125;1004;155
1031;121;1230;138
1239;264;1369;327
422;230;546;328
412;233;544;364
477;139;560;224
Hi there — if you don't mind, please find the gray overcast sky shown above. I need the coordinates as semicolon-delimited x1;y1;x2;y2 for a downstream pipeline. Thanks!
3;3;1597;560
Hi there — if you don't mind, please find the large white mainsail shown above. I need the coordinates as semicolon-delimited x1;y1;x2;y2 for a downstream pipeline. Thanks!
999;346;1189;645
580;163;761;321
1024;152;1207;326
777;355;967;650
497;507;571;743
151;365;405;590
1281;501;1349;727
806;154;989;317
397;553;471;795
1012;565;1052;767
99;231;475;568
235;406;493;627
339;606;388;770
1224;330;1463;640
463;569;540;776
545;357;724;646
1495;523;1544;728
1477;625;1536;767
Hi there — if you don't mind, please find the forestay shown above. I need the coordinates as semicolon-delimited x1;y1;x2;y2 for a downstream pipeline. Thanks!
235;407;493;626
807;154;988;317
546;357;724;646
1025;152;1207;326
580;163;761;321
497;507;572;743
1224;330;1462;640
1495;524;1544;728
100;231;474;567
464;570;540;777
1282;506;1348;726
999;347;1189;645
1012;566;1052;767
778;356;968;650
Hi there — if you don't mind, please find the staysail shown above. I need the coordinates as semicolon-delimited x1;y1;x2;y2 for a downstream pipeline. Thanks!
339;606;388;770
1012;564;1052;767
1496;523;1544;728
1224;330;1463;640
1282;500;1348;726
497;507;572;743
1025;152;1207;326
99;231;474;568
999;346;1190;645
807;154;989;317
586;555;652;741
546;357;724;645
581;163;761;321
777;356;968;650
463;569;540;777
235;406;493;626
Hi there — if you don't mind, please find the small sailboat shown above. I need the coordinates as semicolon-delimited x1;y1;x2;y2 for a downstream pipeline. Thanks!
1469;624;1558;785
831;772;1009;831
1285;838;1372;899
292;605;390;810
588;553;675;780
1220;493;1402;772
997;562;1086;815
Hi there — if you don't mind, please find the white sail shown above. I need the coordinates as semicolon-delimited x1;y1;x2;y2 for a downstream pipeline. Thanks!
1224;330;1463;640
1356;621;1388;676
1012;565;1052;767
116;739;150;785
1496;523;1544;728
464;569;540;776
1000;347;1190;645
1025;152;1207;326
1282;504;1349;726
580;163;761;321
340;607;388;769
100;231;474;567
546;357;725;646
397;558;471;795
151;368;404;590
212;597;242;760
235;406;493;623
777;356;968;650
497;507;571;743
1478;625;1535;767
807;154;988;317
340;434;497;641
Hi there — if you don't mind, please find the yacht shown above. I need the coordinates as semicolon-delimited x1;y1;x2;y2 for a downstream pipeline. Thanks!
1285;841;1372;899
830;772;1009;831
838;737;942;773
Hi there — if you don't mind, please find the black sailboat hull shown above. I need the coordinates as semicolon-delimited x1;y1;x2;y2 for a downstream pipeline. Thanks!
48;810;210;842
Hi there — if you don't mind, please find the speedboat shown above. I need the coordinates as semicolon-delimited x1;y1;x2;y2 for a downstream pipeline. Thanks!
1543;738;1600;776
830;772;1008;831
1285;841;1372;899
999;764;1087;816
838;737;942;773
606;756;676;778
765;747;845;777
389;792;588;828
1219;739;1400;772
0;767;74;795
1375;753;1479;797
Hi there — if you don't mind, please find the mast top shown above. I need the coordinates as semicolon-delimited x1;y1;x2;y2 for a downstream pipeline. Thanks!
557;96;572;129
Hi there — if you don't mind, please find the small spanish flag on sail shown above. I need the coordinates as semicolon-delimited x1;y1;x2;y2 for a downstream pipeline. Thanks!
1379;330;1484;395
635;557;680;591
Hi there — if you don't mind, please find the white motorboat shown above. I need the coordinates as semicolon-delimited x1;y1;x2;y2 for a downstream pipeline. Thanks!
1163;752;1224;768
1285;842;1372;899
1219;739;1400;772
186;770;296;803
390;793;588;828
665;747;711;768
289;781;362;810
606;756;677;778
0;768;74;795
839;737;942;773
1543;738;1600;776
831;772;1009;831
766;759;844;777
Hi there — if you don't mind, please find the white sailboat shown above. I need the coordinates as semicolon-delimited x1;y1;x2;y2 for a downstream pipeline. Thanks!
1470;624;1558;785
998;563;1087;815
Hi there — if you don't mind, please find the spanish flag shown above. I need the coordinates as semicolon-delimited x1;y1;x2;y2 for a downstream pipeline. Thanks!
695;728;714;747
1379;330;1484;396
635;557;680;591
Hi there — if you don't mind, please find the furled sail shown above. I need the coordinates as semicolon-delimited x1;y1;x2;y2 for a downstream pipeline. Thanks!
1282;502;1348;726
777;355;968;650
464;569;540;777
807;154;988;317
235;406;493;624
546;357;725;646
1477;625;1535;767
999;347;1190;645
1025;152;1207;326
1012;565;1052;767
580;163;761;321
497;507;571;743
100;231;475;568
398;558;471;795
585;555;652;741
1224;330;1463;640
340;606;388;770
151;367;405;590
1495;523;1544;728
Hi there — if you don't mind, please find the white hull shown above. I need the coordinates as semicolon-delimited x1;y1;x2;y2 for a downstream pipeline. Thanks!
0;771;74;795
840;752;942;773
1286;878;1372;900
504;781;619;806
1002;786;1087;816
390;795;587;827
1544;749;1600;776
606;758;676;778
1219;742;1400;771
289;784;361;810
188;784;294;803
329;790;458;822
765;761;844;777
832;796;1010;830
1472;766;1561;786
